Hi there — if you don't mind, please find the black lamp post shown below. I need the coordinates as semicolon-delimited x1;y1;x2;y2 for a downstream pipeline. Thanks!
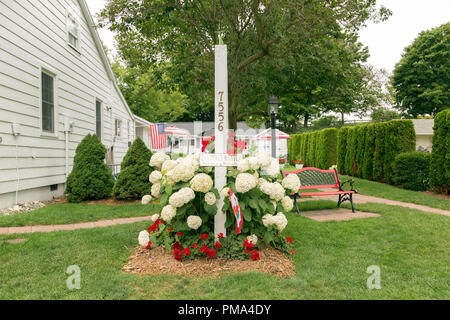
268;94;279;158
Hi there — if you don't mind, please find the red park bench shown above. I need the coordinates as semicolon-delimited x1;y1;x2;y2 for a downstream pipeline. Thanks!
281;167;357;214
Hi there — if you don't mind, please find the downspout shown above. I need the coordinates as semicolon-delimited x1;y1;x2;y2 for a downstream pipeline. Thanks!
11;123;21;204
64;116;73;178
15;139;19;204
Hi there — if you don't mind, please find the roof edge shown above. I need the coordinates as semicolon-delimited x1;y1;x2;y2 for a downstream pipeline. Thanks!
77;0;134;120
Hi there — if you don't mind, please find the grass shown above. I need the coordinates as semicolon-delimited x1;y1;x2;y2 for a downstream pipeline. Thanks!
281;165;449;211
340;175;450;211
0;200;449;299
0;203;161;227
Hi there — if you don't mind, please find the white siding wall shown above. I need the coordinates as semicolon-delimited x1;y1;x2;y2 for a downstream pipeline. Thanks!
0;0;134;207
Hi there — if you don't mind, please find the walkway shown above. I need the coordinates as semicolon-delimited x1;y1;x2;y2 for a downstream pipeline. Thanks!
0;216;152;235
300;189;450;217
1;192;448;235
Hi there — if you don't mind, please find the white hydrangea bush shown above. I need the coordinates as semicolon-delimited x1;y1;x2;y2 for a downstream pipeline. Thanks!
139;150;296;260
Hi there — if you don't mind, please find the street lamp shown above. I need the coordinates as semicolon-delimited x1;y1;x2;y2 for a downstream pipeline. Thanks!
268;94;279;158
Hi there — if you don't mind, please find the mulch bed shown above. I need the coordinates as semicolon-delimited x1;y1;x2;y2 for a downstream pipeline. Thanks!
123;246;296;279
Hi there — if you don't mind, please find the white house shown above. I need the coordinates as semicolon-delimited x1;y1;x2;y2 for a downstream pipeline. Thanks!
0;0;136;209
412;119;434;152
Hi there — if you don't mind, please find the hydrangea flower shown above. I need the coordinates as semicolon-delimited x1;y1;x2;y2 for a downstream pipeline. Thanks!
221;187;230;198
246;234;258;246
281;174;301;193
161;205;177;222
190;173;213;193
161;159;178;172
150;152;170;169
138;230;150;247
141;194;152;205
169;187;195;208
151;182;161;198
149;170;163;184
187;215;202;230
237;158;250;172
281;196;294;212
235;173;257;193
205;192;217;205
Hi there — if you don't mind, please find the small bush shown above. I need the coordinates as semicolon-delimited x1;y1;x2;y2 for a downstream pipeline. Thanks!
393;151;431;191
66;134;114;202
430;109;450;194
113;137;154;200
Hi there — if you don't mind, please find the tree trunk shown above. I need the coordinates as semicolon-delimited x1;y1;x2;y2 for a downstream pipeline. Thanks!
303;113;309;128
341;112;345;124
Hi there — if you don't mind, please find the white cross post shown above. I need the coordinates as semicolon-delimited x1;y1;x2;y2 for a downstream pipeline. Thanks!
214;44;228;239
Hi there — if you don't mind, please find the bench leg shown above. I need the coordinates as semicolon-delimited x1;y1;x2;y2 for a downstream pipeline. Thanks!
337;194;342;207
350;193;355;213
336;193;355;213
293;194;301;214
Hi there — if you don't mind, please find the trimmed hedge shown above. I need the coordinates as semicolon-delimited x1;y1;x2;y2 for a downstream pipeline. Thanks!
337;127;349;173
287;128;338;169
383;120;416;183
362;124;376;180
113;137;154;200
337;119;416;183
430;109;450;194
393;151;431;191
65;134;114;203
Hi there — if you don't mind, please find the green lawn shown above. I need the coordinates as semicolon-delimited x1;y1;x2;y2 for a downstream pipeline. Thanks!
340;175;450;211
0;203;161;227
1;201;449;299
281;165;449;211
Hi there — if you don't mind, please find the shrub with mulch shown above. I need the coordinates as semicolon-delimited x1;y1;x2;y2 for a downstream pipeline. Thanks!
122;245;296;279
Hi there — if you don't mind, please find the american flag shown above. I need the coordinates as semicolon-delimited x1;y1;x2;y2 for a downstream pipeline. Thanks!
150;123;167;149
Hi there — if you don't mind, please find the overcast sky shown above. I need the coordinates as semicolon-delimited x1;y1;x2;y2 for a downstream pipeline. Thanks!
87;0;450;73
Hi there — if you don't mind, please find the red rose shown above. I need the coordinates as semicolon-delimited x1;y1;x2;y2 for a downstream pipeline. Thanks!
215;241;222;249
192;243;198;248
173;242;181;250
183;247;191;256
200;234;208;241
251;250;260;261
291;250;294;255
286;237;293;243
173;248;182;261
206;249;216;258
200;245;209;253
218;233;224;239
177;232;183;237
144;241;152;250
168;227;173;233
243;239;254;250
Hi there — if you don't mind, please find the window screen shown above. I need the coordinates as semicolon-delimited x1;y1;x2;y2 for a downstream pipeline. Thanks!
41;72;54;132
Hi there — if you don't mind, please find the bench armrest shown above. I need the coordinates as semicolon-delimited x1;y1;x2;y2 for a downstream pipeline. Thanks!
339;179;355;191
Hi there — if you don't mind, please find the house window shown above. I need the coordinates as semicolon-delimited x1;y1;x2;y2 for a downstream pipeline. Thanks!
41;71;54;132
115;119;122;137
67;10;79;50
95;100;102;138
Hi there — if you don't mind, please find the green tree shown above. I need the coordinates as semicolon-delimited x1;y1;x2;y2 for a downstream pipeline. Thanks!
100;0;390;129
371;107;401;122
392;23;450;117
66;134;114;203
111;61;190;122
113;138;154;200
